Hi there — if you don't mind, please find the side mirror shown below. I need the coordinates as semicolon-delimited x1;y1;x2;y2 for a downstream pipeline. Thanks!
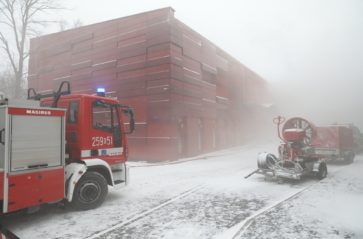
122;108;135;134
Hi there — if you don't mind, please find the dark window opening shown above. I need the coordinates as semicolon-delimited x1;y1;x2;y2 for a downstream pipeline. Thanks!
68;101;79;124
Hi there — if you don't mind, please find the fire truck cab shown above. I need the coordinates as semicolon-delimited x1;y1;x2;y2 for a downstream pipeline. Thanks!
0;82;134;213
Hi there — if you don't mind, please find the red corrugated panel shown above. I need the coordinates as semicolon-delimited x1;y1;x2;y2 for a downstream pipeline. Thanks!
28;7;268;161
117;54;146;72
118;34;146;48
183;82;202;98
147;122;173;137
201;118;217;152
93;22;119;41
147;84;169;95
129;139;177;161
117;68;147;81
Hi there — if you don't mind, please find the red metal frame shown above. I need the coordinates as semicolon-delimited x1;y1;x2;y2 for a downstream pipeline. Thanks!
7;168;64;213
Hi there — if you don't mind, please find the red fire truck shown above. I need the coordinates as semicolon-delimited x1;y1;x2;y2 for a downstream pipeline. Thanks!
0;82;134;213
311;125;355;164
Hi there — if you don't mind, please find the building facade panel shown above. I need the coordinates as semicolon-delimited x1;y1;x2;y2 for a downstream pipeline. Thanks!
28;7;270;161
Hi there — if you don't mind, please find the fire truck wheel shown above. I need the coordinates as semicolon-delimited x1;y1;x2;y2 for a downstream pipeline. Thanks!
72;171;108;210
316;163;327;180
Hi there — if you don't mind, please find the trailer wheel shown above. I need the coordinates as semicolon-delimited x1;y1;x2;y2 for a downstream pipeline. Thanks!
343;152;355;164
72;171;108;210
316;163;327;180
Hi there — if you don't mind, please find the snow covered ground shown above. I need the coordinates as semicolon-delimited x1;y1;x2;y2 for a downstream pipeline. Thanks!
1;142;362;239
239;154;363;239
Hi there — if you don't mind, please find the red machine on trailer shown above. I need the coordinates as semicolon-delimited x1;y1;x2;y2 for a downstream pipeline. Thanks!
246;116;356;181
0;82;134;213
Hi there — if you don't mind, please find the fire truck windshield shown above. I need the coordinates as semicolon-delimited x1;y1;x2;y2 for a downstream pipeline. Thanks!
92;100;119;133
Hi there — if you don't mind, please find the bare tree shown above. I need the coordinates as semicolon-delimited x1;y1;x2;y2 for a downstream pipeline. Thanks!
0;0;61;98
72;18;82;28
0;68;16;97
58;18;83;32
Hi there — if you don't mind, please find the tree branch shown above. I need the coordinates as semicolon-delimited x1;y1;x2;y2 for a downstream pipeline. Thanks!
0;0;63;98
5;0;22;54
0;19;13;27
23;52;29;60
0;5;13;23
0;31;17;73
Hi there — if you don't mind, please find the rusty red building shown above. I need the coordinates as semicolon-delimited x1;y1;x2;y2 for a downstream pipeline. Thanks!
28;7;271;161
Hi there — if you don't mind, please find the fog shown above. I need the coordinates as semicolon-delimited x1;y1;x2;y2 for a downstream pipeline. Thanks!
56;0;363;128
0;3;362;236
56;0;363;129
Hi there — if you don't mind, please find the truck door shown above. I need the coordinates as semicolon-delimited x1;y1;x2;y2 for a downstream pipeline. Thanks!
88;100;123;161
66;100;80;161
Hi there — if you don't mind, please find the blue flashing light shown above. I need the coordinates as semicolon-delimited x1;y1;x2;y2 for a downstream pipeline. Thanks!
97;87;105;93
96;87;106;96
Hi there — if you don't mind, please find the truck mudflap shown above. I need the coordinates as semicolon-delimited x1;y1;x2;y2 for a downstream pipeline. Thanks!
110;163;129;189
65;163;87;202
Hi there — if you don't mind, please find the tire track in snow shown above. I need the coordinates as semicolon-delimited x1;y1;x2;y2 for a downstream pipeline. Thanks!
230;183;315;239
87;146;263;239
217;163;353;239
86;184;206;239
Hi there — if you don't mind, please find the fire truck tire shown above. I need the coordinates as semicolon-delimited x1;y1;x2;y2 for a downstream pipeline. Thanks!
72;171;108;210
316;163;327;180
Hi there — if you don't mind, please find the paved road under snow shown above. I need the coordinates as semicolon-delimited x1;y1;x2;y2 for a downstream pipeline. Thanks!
1;142;362;239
